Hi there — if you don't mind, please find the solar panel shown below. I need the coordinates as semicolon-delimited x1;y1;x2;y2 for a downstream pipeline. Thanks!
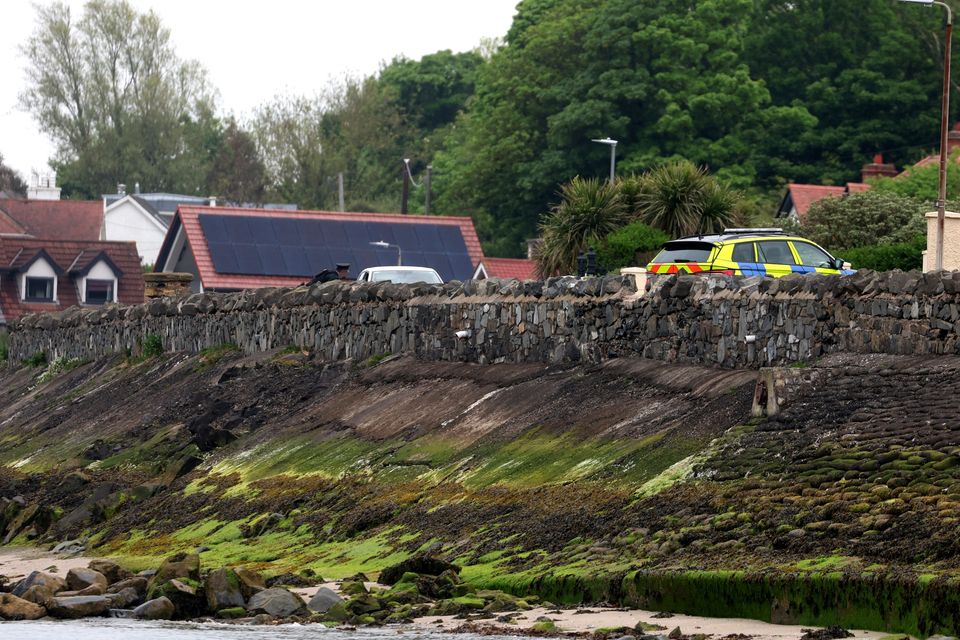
198;213;475;280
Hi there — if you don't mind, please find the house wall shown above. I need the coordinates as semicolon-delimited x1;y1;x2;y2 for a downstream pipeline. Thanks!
80;260;119;303
8;271;960;367
20;259;59;302
103;202;166;266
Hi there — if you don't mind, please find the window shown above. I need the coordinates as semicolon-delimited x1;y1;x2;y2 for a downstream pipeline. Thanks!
25;277;54;301
85;279;114;304
793;241;835;268
732;242;756;262
756;240;797;264
652;241;714;263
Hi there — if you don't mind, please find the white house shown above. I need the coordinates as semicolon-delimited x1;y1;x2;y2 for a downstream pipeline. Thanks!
101;191;211;266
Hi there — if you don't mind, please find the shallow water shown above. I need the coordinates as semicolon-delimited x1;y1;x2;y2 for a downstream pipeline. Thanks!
0;619;517;640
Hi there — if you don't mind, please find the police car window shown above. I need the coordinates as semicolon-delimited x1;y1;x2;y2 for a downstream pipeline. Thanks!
793;241;834;267
756;240;796;265
653;241;713;263
732;242;755;262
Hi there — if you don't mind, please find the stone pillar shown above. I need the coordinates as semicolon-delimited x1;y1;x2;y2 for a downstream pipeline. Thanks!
923;211;960;272
143;272;194;300
620;267;647;293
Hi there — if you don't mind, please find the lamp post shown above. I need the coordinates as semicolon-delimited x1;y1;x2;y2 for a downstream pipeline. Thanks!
591;138;618;184
370;241;402;266
900;0;952;270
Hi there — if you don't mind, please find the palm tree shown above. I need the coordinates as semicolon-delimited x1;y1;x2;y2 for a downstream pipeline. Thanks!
636;161;738;237
535;177;628;277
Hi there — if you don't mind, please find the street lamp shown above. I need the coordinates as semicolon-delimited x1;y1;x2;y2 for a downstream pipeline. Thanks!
591;138;618;184
370;241;402;266
899;0;952;270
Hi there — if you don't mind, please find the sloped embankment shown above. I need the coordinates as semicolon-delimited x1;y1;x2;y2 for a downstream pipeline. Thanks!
2;349;960;634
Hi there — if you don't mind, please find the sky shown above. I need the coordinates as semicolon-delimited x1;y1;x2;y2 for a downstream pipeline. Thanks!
1;0;519;182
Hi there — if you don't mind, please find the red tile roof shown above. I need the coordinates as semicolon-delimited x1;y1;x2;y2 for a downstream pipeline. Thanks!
784;184;845;223
0;199;103;241
845;182;871;193
0;238;143;324
481;258;537;280
164;206;486;291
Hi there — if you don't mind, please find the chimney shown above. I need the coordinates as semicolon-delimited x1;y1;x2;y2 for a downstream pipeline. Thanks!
526;238;543;260
117;183;126;196
861;154;898;183
27;170;61;200
134;181;140;194
948;122;960;154
208;196;217;207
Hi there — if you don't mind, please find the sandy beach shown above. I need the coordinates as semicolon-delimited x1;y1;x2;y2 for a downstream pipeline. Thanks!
1;547;899;640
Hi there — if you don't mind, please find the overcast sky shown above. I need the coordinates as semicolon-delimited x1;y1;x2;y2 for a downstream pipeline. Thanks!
1;0;519;182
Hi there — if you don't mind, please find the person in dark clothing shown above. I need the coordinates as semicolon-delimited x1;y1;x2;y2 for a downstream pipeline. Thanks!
336;263;351;280
307;269;338;285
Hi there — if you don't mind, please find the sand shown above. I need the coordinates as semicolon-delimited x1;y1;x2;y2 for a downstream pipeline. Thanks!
0;548;901;639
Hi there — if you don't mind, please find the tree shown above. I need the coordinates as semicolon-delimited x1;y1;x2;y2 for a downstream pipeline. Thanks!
535;177;629;277
869;153;960;202
636;161;739;238
596;221;669;271
206;119;267;205
794;190;926;252
0;154;27;197
19;0;216;198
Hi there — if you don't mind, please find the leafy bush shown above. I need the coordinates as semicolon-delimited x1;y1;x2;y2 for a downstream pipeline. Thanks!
142;334;164;358
0;333;7;362
597;221;670;270
842;236;926;272
800;190;926;251
27;351;47;367
37;357;84;384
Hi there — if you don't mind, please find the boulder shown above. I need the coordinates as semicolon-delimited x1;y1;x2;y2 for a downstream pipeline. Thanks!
66;567;108;592
379;555;460;585
88;559;131;584
246;587;306;617
0;593;46;620
132;597;175;620
151;578;205;619
51;540;87;554
150;552;200;587
345;594;382;615
107;576;148;596
20;584;58;607
205;568;246;612
47;595;111;619
234;567;266;598
12;570;66;598
58;583;106;597
307;586;344;614
105;587;140;609
217;606;247;619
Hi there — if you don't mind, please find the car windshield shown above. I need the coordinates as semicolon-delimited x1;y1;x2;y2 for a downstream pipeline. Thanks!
369;269;442;284
793;241;835;268
652;241;714;263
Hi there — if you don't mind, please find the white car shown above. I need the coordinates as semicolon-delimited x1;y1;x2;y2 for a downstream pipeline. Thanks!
356;266;444;284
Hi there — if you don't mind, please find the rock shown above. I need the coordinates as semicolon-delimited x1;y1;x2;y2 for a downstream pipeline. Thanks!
264;571;312;587
379;555;461;585
107;576;148;596
234;567;266;598
205;568;246;612
345;594;382;615
0;593;46;620
12;570;66;598
246;587;306;617
20;584;58;607
217;606;247;619
151;578;206;619
88;559;131;584
307;586;344;614
66;567;108;592
51;539;87;554
47;595;111;619
105;587;140;609
668;627;682;639
148;552;200;593
132;597;175;620
59;583;106;597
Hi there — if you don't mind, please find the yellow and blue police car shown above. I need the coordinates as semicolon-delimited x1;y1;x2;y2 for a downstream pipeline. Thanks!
646;228;854;277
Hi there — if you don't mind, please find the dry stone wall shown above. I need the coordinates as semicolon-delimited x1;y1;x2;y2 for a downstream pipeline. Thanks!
9;270;960;368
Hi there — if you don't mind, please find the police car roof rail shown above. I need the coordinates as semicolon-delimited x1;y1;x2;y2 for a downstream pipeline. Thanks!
723;227;784;235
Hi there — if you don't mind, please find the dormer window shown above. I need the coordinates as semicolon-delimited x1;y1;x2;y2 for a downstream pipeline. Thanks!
25;276;54;301
85;279;114;304
75;255;121;305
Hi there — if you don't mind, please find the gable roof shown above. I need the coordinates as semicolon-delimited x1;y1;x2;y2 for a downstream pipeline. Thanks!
776;184;845;224
156;206;485;291
476;258;537;280
0;198;103;241
67;250;124;277
0;238;143;323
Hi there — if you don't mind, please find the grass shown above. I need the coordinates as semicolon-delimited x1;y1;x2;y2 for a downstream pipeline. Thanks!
142;334;163;358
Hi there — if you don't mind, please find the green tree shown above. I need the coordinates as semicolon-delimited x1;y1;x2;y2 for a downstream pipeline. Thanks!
206;119;267;205
19;0;216;197
794;190;927;252
596;221;670;271
535;177;629;277
869;152;960;201
0;153;27;197
636;161;739;238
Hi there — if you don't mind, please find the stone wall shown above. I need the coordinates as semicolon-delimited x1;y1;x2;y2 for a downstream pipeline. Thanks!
8;270;960;368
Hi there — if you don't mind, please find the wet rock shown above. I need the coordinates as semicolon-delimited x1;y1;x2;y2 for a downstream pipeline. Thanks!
11;570;66;598
379;555;461;585
205;568;246;611
105;587;140;609
800;628;854;640
217;606;247;619
246;587;306;617
0;592;46;620
107;576;148;596
234;567;266;598
307;586;344;613
66;567;108;592
47;595;111;619
132;596;175;620
88;559;131;584
345;593;382;615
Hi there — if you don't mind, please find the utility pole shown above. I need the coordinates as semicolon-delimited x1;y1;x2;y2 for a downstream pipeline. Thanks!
337;172;345;212
424;165;433;215
401;159;410;214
